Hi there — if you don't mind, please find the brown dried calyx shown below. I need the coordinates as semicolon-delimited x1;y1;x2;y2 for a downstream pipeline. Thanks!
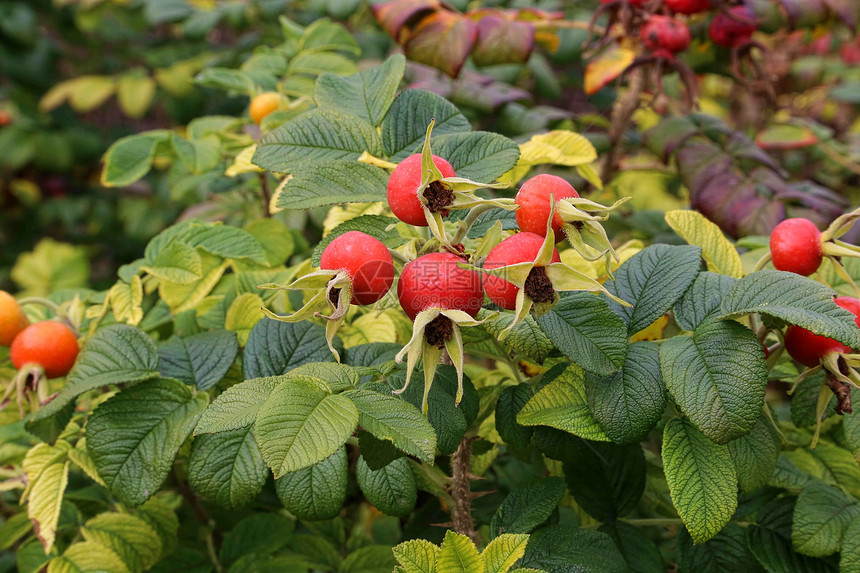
328;287;341;306
424;180;455;215
827;374;853;415
425;315;454;349
524;267;555;304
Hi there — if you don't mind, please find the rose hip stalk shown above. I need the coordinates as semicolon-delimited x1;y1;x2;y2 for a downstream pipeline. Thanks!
480;198;630;336
386;120;513;250
394;252;487;413
259;231;394;361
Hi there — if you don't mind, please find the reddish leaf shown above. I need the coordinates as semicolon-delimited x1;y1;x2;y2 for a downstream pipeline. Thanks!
471;14;535;66
404;11;478;77
780;0;829;28
755;124;818;150
372;0;441;41
584;45;635;95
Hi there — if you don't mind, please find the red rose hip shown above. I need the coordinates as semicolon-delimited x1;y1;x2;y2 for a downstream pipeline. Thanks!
397;252;483;320
640;15;692;56
709;6;757;48
484;233;561;310
770;218;822;277
785;296;860;367
11;321;79;378
514;174;580;243
387;153;456;226
320;231;394;305
665;0;711;15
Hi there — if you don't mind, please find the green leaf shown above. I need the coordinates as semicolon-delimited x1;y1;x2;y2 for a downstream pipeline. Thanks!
244;320;341;379
243;218;295;267
779;444;860;498
562;442;645;522
288;362;359;393
437;530;483;573
599;522;665;573
677;524;762;573
383;366;477;455
345;388;436;463
22;442;70;553
194;376;278;435
393;538;439;573
356;456;417;517
792;480;860;557
482;534;529;573
841;517;860;573
195;67;255;92
341;545;399;573
665;210;744;278
171;133;221;174
660;320;767;444
314;54;405;127
791;372;835;428
298;18;360;54
47;541;128;573
145;220;269;266
136;497;178;559
727;414;781;493
188;427;267;510
719;270;860;349
536;292;629;376
81;512;162;573
674;272;738;332
141;241;202;284
101;131;170;187
495;383;534;449
517;365;609;442
489;477;566;538
747;498;836;573
225;293;264;345
606;244;703;335
0;512;33;551
253;109;382;172
29;325;159;426
87;379;209;506
158;330;238;390
275;447;347;521
311;215;402;267
662;418;737;544
479;310;553;364
254;376;358;476
518;525;628;573
584;341;666;444
381;89;471;161
219;514;295;568
274;160;388;209
432;131;520;182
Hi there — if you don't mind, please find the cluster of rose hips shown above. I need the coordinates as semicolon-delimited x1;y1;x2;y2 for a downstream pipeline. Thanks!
263;123;625;412
594;0;762;106
0;291;79;415
768;212;860;416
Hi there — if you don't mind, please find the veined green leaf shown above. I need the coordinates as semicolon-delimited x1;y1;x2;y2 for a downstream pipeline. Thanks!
792;480;860;557
355;456;417;517
437;530;483;573
188;427;267;510
381;89;471;161
81;513;161;573
662;418;737;544
314;54;405;127
158;330;238;390
665;210;743;278
275;447;347;521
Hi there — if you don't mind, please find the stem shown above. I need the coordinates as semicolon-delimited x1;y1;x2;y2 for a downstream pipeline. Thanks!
387;248;410;265
17;297;60;313
752;252;772;273
450;437;479;545
451;204;497;245
600;68;645;184
258;173;272;218
175;474;222;572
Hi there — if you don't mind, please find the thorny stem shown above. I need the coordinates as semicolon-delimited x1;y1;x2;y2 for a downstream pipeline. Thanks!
601;68;645;183
450;437;479;544
258;173;272;218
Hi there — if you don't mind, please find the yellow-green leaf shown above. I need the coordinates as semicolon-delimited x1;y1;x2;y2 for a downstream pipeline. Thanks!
665;210;743;278
437;531;483;573
585;45;635;95
338;312;399;348
117;74;156;119
81;513;162;573
47;541;129;573
226;145;264;177
158;252;229;313
11;239;90;297
393;538;439;573
482;534;529;573
22;441;71;553
225;293;265;345
109;276;144;326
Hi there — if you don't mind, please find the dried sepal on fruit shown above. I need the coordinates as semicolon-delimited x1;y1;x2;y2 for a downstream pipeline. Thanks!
259;231;395;362
389;120;514;249
476;198;630;337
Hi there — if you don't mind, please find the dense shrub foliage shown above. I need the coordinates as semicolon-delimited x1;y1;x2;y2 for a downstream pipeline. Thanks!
1;1;859;572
